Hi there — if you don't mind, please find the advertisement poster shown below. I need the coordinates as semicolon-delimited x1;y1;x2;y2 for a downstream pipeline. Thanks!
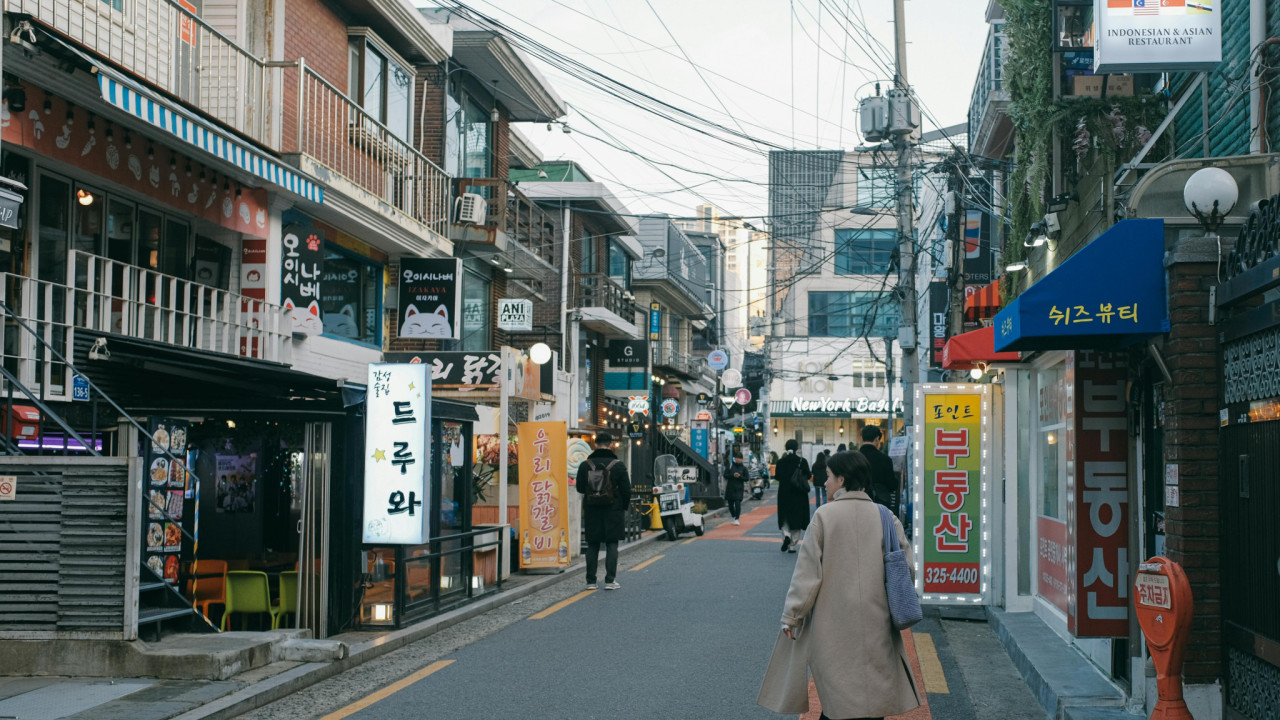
397;258;462;339
1038;516;1071;614
517;422;569;569
362;363;432;544
918;389;985;597
215;453;258;514
142;417;191;585
1069;351;1130;637
319;262;362;340
280;224;325;335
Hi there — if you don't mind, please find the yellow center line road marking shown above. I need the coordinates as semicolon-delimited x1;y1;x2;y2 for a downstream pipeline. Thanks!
682;537;699;545
319;660;454;720
628;554;665;572
528;589;595;620
913;633;950;694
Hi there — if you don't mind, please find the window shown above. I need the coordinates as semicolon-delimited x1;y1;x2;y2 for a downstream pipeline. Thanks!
835;228;895;275
607;240;630;289
581;232;597;274
851;358;886;388
193;236;231;289
1037;364;1068;519
459;267;490;352
856;168;896;208
446;85;494;182
348;34;413;142
99;0;124;11
320;245;381;346
807;291;899;338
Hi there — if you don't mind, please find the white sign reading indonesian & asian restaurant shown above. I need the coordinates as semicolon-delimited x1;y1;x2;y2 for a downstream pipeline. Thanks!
1093;0;1221;74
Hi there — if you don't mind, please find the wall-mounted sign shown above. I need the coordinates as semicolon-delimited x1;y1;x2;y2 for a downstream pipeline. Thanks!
722;368;743;388
735;388;752;405
695;411;712;422
661;398;679;417
517;422;569;569
781;396;905;416
697;393;709;406
628;422;644;439
1094;0;1222;74
628;395;651;416
280;224;325;335
497;298;533;332
384;351;501;389
649;302;661;340
607;339;648;367
397;258;462;340
707;350;729;371
690;421;709;459
929;281;949;369
362;363;431;544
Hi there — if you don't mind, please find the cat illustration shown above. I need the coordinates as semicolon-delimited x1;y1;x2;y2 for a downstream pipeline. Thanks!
284;298;323;335
399;304;451;338
323;304;360;338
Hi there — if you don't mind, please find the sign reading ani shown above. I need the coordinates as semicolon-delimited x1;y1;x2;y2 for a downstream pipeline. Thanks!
789;396;904;414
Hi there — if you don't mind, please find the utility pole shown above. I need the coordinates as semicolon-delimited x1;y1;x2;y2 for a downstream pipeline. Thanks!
947;156;968;337
892;0;918;429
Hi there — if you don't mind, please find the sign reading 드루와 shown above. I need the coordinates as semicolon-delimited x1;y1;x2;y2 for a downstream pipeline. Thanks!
363;364;431;544
517;422;569;569
915;385;989;601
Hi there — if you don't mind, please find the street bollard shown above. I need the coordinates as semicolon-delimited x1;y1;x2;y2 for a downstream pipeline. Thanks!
1133;556;1195;720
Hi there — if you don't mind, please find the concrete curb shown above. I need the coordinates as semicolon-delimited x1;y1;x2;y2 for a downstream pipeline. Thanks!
170;518;707;720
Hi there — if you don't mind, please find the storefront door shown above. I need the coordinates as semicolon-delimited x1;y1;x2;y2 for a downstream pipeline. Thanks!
295;421;331;637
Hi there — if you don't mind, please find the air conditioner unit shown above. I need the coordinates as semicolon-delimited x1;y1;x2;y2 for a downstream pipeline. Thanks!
455;192;487;226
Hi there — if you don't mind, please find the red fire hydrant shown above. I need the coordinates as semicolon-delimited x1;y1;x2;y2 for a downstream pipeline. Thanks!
1133;557;1195;720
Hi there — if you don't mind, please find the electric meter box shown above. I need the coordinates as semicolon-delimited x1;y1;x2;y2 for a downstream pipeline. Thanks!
887;88;921;136
859;95;889;143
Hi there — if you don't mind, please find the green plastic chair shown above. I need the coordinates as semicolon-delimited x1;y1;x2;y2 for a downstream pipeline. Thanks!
273;571;298;629
221;571;278;631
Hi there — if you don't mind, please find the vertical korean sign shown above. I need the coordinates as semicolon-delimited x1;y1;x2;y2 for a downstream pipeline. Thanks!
1069;351;1129;637
281;224;324;335
915;384;988;600
397;258;462;340
517;421;569;569
363;364;432;544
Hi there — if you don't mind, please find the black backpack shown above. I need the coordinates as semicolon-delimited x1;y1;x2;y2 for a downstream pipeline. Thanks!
585;460;619;506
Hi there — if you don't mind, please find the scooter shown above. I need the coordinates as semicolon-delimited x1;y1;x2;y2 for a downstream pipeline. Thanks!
652;480;705;541
749;475;764;501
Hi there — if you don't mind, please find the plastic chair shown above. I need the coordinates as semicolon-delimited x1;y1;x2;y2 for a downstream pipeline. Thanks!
186;559;228;621
273;571;298;629
221;571;279;631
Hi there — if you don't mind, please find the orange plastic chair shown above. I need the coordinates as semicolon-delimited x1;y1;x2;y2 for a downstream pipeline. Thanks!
221;571;279;631
187;559;228;621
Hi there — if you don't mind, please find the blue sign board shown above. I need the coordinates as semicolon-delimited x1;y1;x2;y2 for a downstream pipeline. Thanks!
649;302;661;340
72;374;90;402
707;349;729;371
993;219;1168;353
691;424;709;459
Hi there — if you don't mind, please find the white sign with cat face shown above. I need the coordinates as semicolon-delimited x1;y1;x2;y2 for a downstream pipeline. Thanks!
497;299;533;332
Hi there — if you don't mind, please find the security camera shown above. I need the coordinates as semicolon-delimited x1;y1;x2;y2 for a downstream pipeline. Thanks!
88;337;110;361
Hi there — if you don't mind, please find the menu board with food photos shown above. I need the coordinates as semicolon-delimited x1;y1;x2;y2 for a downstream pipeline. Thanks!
141;417;191;585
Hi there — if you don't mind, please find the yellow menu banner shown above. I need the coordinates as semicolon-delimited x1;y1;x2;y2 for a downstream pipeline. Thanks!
517;422;569;568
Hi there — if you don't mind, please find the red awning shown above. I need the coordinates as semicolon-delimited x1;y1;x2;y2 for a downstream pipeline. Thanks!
942;325;1021;370
964;280;1002;322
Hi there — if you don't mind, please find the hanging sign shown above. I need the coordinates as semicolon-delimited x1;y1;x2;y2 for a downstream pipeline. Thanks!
735;388;752;405
707;349;729;371
661;398;679;417
628;395;651;416
497;298;533;332
649;302;661;340
397;258;462;340
362;363;431;544
1093;0;1222;74
280;224;325;335
517;421;570;569
607;339;648;367
722;368;743;388
690;421;709;459
628;422;644;439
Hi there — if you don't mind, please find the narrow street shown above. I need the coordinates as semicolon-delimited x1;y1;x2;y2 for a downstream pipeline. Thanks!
238;495;1043;720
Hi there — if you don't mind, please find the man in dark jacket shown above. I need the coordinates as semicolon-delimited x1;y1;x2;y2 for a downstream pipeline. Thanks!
723;453;748;525
574;433;631;590
810;450;829;508
859;425;898;511
774;439;811;552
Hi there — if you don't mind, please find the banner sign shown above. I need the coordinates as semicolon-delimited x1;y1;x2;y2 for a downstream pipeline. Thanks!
929;281;949;369
397;258;462;340
280;224;324;335
142;417;192;587
497;298;533;332
690;420;709;459
517;421;570;569
963;209;993;285
915;384;990;602
1094;0;1222;74
384;351;501;389
362;363;431;544
1068;351;1130;637
607;339;648;367
649;302;661;340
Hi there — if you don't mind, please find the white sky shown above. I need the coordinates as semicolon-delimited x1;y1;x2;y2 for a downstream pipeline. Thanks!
437;0;991;220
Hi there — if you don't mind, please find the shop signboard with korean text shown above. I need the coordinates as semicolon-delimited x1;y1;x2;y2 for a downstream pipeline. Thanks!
398;258;462;340
517;422;569;569
384;351;500;390
1068;351;1130;637
142;417;192;586
1038;516;1071;614
914;384;990;602
362;364;432;544
1093;0;1221;74
929;281;949;369
280;224;324;335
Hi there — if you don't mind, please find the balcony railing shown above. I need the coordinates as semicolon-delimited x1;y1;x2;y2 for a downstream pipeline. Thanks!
573;273;638;324
12;0;273;147
454;178;558;266
655;346;694;375
0;274;75;401
289;62;450;237
967;23;1011;158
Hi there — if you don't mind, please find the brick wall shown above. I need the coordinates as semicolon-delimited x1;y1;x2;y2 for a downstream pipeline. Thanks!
415;64;447;169
281;0;350;152
1159;258;1221;683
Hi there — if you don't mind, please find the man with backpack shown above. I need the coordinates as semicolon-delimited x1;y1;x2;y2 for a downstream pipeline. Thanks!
574;432;631;590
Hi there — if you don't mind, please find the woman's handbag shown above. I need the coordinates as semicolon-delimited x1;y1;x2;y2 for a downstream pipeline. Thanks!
878;504;923;630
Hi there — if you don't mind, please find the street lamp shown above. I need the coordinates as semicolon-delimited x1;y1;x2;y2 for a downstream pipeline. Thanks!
1183;167;1238;233
1005;261;1028;272
529;342;552;365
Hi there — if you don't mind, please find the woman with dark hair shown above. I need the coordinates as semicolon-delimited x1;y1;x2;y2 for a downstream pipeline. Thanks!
758;451;920;720
773;438;811;552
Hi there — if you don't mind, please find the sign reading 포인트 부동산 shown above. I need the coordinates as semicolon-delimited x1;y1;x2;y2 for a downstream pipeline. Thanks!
915;385;990;601
363;364;432;544
517;422;569;569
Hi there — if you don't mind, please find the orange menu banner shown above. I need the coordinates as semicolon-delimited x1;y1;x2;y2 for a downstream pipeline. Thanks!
517;422;569;569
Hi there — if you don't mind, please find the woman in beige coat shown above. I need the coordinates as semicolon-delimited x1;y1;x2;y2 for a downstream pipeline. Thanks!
757;450;921;720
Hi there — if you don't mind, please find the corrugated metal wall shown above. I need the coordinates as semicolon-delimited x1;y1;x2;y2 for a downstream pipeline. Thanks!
1172;1;1252;158
0;457;141;639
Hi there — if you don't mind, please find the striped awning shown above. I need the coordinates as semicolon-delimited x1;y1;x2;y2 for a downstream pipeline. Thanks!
97;75;323;204
964;280;1003;322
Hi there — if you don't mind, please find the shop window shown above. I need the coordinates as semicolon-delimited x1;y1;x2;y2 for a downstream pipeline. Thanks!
162;219;191;279
37;173;71;284
348;33;413;143
1037;364;1067;519
73;183;104;257
458;266;490;353
320;245;381;346
835;228;895;275
808;291;899;338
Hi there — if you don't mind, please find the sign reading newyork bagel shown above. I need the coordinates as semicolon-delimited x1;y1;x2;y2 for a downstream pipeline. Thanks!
785;396;905;415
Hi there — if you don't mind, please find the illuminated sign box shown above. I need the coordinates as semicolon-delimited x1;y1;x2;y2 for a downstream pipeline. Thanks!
1093;0;1222;74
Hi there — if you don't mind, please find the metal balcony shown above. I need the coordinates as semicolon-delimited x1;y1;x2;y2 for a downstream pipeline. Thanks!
12;0;274;147
573;273;641;338
452;178;558;274
967;23;1013;160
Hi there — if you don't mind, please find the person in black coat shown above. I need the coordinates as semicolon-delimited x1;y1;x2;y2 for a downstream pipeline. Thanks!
724;453;748;525
810;450;829;508
859;425;898;511
774;438;811;552
574;433;631;590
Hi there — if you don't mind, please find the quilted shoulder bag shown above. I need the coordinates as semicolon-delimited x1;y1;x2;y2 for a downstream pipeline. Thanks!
878;504;922;630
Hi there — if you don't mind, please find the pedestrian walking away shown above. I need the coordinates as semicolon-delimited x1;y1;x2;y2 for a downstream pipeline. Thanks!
811;450;829;508
724;452;748;524
859;426;897;512
773;439;811;552
758;450;921;720
574;432;631;590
